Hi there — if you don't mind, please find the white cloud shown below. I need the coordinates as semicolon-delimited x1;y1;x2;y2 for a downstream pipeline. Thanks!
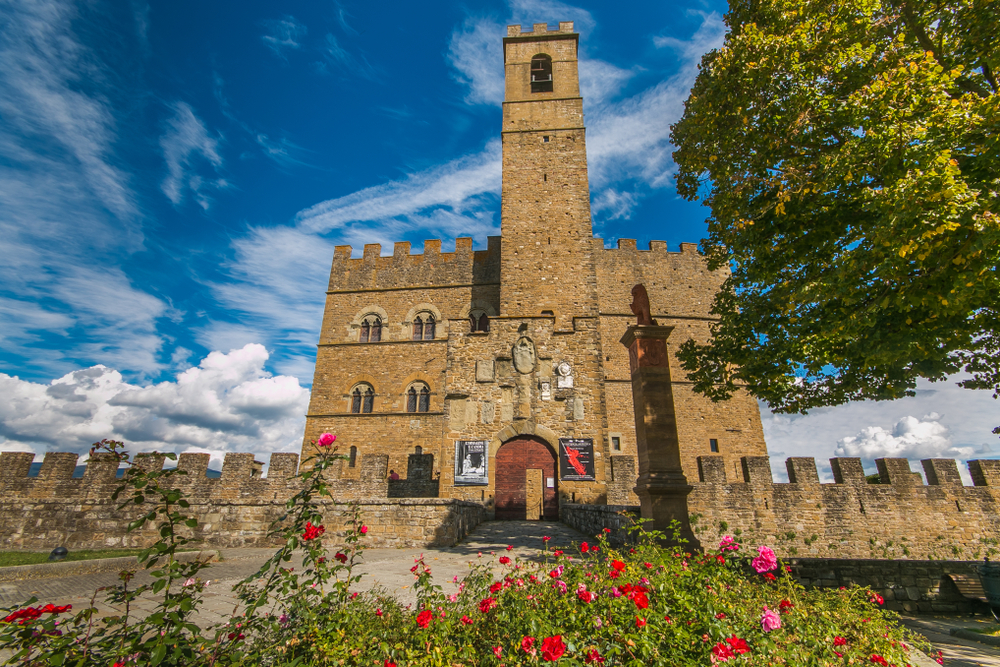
261;16;306;57
448;18;506;106
834;414;972;461
0;345;310;460
159;102;226;209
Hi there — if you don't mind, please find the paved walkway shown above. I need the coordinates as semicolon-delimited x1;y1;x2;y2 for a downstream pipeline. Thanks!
2;521;1000;666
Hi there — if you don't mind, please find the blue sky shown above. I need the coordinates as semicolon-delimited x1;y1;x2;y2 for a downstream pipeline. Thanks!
1;0;996;479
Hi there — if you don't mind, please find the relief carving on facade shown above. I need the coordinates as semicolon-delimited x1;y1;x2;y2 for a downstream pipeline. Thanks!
512;336;537;374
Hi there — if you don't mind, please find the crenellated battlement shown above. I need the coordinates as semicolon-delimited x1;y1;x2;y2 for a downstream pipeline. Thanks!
327;236;501;292
686;455;1000;561
506;22;575;37
595;238;701;256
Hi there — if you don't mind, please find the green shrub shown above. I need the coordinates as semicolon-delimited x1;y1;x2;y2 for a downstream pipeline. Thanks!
0;436;936;666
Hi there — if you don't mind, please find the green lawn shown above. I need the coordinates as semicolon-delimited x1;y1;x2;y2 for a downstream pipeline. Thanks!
0;549;195;567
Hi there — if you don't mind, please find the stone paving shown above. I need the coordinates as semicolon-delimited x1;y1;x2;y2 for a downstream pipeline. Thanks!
1;521;999;667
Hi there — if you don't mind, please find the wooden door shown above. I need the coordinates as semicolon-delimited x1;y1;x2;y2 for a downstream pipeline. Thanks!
495;436;558;520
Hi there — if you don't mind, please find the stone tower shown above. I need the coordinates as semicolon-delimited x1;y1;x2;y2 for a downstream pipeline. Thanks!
500;22;599;328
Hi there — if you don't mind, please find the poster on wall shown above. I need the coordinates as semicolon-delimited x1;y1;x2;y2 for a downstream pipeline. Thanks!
559;438;595;481
454;440;489;485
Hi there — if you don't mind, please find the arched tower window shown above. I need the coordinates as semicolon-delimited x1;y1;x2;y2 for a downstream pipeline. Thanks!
360;315;382;343
470;310;490;333
351;384;374;414
412;313;436;340
406;382;431;413
530;54;553;93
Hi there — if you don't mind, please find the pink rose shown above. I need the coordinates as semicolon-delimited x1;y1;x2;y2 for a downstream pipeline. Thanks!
760;606;781;632
316;433;336;447
719;535;740;552
360;525;368;535
751;545;777;573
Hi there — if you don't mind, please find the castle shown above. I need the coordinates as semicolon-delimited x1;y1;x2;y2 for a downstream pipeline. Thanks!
1;24;998;588
300;21;768;519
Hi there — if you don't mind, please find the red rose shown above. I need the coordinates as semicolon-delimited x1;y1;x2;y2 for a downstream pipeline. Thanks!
540;635;566;662
580;542;590;553
833;636;848;647
302;522;325;541
779;599;794;613
334;552;347;563
716;612;727;619
461;615;473;625
416;609;433;628
726;636;750;655
608;569;620;579
521;636;536;653
479;597;497;613
384;661;396;667
490;582;503;593
360;525;368;535
507;545;514;551
870;656;889;666
611;560;626;571
585;648;605;664
499;556;511;565
712;642;734;662
635;616;647;628
762;572;776;581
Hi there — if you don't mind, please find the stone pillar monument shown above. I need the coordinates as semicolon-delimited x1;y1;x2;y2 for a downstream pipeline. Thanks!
620;284;700;551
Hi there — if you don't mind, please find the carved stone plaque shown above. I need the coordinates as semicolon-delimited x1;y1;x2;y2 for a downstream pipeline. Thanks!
512;337;537;374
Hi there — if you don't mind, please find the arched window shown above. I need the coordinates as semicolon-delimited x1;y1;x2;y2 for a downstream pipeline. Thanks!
415;446;423;455
406;383;431;413
360;315;382;343
413;313;436;340
349;446;357;467
351;384;374;414
470;310;490;333
530;54;553;93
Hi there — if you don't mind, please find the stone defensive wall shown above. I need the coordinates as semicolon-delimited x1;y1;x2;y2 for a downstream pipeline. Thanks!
0;451;486;551
565;455;1000;562
326;237;501;292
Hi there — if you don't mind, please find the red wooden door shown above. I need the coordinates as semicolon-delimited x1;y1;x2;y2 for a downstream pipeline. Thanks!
495;436;558;520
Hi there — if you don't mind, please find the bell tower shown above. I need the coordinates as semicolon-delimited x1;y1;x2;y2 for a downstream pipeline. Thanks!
500;22;599;328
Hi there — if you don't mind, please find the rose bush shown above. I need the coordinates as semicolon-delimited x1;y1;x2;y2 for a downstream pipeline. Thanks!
0;435;935;666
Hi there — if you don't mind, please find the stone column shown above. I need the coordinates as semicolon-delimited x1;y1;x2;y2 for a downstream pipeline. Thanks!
620;324;699;551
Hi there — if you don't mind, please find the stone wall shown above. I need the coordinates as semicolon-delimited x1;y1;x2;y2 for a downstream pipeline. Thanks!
561;503;640;547
0;451;485;550
687;455;1000;561
789;558;988;615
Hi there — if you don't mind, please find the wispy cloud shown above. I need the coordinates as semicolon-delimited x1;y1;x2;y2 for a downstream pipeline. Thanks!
0;0;168;378
261;16;307;58
318;34;381;80
159;102;227;209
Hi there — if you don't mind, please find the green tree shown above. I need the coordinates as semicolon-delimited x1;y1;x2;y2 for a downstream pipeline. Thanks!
670;0;1000;433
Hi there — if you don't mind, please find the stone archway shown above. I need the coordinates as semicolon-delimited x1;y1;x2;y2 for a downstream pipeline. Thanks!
494;436;558;520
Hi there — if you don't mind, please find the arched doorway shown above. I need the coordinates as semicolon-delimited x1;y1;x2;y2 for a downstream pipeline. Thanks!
495;436;558;520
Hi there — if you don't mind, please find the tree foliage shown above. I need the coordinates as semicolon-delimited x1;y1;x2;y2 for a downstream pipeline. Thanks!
671;0;1000;430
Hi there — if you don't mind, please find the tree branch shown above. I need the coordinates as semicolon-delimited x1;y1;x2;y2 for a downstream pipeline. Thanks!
892;0;990;97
